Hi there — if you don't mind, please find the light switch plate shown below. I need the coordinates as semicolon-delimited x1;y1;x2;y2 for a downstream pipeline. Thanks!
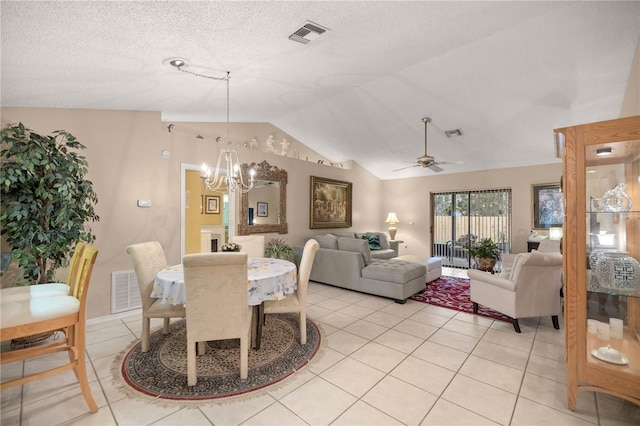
137;199;152;208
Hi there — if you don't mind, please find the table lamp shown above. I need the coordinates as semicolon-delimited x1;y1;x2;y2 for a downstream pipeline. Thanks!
385;212;400;240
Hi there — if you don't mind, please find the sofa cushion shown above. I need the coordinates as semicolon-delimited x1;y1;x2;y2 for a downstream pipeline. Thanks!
362;259;426;284
331;232;357;239
337;237;372;265
306;234;338;250
362;234;381;250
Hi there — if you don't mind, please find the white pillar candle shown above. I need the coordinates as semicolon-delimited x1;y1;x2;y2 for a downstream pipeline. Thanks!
587;319;599;335
610;318;624;339
597;323;610;341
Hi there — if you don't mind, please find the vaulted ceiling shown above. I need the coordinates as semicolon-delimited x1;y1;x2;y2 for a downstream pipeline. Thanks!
1;1;639;179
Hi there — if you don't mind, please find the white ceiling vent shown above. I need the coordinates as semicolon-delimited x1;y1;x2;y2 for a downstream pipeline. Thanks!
289;21;329;44
444;129;464;138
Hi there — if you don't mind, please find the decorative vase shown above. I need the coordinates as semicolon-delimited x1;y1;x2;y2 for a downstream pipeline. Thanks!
602;183;633;212
476;257;497;273
595;251;640;295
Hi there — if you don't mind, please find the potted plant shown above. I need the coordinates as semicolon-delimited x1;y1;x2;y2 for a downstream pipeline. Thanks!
1;123;99;285
264;238;297;264
467;237;501;272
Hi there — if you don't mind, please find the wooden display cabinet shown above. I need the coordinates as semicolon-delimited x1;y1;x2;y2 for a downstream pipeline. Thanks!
556;115;640;409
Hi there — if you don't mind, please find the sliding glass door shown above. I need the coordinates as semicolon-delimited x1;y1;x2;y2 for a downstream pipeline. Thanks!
432;189;512;269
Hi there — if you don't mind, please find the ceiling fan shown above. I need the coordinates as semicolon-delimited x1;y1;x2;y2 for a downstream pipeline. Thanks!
393;117;460;173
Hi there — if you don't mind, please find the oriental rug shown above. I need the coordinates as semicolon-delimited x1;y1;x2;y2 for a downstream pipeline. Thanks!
410;276;511;322
112;313;324;406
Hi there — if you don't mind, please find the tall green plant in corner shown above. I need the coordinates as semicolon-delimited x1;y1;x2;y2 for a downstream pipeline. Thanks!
0;123;99;284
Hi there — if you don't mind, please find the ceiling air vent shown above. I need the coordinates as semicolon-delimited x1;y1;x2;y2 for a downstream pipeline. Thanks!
444;129;464;138
289;21;330;44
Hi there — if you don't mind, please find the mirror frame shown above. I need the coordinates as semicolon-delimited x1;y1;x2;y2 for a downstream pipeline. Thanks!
238;160;288;235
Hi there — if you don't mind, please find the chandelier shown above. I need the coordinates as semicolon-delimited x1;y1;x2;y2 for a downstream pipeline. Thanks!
169;60;255;193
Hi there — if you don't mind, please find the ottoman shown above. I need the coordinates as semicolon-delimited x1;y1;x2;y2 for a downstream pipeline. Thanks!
360;259;427;304
395;255;443;283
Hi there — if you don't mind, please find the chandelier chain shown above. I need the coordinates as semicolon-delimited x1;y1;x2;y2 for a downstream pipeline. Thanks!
169;61;253;193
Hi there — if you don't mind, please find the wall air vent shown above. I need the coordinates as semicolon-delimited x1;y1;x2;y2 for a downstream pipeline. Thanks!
289;21;330;44
444;129;464;138
111;270;142;314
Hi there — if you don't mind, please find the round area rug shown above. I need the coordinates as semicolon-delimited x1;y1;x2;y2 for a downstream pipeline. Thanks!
112;313;323;405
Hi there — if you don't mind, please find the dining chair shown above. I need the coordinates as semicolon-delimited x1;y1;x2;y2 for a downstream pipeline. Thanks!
126;241;186;352
1;241;87;302
183;252;252;385
231;235;265;258
0;244;99;413
263;239;319;344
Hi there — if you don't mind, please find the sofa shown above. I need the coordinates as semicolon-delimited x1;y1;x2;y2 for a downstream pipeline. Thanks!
327;231;399;259
300;233;426;303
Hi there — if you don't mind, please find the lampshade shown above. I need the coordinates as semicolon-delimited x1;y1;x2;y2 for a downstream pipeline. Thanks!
549;227;563;240
385;212;399;224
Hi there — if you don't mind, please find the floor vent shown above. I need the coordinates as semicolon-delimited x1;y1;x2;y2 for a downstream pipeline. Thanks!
111;270;141;314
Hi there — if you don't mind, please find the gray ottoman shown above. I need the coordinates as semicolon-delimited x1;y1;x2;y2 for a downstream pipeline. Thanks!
395;255;443;283
360;259;427;303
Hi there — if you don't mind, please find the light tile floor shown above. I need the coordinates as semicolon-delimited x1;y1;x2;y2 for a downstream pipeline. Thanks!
2;268;639;425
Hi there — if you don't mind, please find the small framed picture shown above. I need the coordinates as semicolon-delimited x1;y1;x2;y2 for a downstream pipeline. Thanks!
257;202;268;217
204;195;220;214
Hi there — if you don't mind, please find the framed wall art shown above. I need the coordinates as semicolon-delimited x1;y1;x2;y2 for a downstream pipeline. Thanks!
257;202;268;217
532;182;563;229
204;195;220;214
310;176;352;229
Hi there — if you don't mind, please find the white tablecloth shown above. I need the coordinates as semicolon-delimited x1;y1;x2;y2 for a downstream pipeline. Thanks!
151;257;297;306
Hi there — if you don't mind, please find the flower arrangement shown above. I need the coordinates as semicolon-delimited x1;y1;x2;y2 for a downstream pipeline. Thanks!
221;242;241;252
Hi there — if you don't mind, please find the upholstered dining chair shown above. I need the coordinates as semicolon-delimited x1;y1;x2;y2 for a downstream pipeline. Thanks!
263;239;319;344
127;241;186;352
183;252;252;385
1;241;87;302
231;235;266;258
0;244;99;413
468;250;563;333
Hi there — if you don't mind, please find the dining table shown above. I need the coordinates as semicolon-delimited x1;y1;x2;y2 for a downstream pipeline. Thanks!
152;257;297;349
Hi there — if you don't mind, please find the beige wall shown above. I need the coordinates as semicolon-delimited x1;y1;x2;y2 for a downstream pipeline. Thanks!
381;163;562;257
0;108;382;318
621;41;640;117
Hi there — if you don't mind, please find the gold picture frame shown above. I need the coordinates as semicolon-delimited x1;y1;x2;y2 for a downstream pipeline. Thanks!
310;176;352;229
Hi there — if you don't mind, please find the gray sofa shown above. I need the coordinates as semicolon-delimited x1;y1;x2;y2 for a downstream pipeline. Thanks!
300;233;426;303
328;231;399;259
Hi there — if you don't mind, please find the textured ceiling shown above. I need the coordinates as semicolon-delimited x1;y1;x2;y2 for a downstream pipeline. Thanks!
1;1;639;180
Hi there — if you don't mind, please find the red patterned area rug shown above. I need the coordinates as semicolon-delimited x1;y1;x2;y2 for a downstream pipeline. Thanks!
411;276;511;322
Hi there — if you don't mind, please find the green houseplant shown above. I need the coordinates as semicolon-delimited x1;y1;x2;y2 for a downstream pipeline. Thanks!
264;238;297;264
1;123;99;284
467;237;501;272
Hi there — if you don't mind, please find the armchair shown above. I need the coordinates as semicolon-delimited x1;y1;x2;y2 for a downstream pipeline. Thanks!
468;250;563;333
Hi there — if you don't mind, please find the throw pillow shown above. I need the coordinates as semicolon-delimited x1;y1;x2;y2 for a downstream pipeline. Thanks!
306;234;338;250
366;232;390;250
362;234;381;250
337;237;372;265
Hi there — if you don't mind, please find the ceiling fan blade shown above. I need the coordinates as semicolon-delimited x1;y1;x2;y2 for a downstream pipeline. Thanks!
428;164;444;173
392;164;421;172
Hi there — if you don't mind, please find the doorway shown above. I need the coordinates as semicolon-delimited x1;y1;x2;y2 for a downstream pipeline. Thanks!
180;163;236;259
431;189;512;269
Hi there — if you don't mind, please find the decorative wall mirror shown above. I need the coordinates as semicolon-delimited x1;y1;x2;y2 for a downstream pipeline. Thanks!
238;161;288;235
